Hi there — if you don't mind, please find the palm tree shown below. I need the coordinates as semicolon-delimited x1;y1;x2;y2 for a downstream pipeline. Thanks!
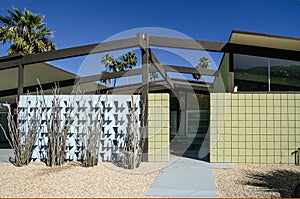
121;52;137;70
0;7;55;55
101;52;138;87
193;56;210;80
150;72;159;81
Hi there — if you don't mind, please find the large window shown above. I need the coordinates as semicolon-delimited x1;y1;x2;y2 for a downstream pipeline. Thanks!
234;54;300;91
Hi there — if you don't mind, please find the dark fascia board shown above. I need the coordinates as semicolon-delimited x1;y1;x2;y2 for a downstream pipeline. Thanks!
0;37;139;70
232;30;300;41
222;43;300;62
149;35;300;61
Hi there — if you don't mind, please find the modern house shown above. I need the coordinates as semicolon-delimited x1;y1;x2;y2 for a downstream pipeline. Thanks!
0;30;299;164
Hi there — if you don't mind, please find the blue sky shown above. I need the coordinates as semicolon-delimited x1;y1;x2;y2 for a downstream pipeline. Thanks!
0;0;300;81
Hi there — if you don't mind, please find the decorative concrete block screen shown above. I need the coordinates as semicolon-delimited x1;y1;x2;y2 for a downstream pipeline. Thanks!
148;93;170;162
18;95;142;162
210;93;300;164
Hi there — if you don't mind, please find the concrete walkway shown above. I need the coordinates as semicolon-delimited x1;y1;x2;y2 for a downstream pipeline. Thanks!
146;157;232;198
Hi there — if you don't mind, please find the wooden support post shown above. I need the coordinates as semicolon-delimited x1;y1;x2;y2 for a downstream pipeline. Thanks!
17;63;24;101
141;33;149;162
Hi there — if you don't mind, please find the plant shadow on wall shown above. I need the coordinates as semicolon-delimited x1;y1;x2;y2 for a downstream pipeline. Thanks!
0;81;144;169
242;169;300;197
0;94;41;167
113;95;144;170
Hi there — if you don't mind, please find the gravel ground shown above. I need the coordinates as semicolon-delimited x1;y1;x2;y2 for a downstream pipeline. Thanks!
213;164;300;198
0;161;165;198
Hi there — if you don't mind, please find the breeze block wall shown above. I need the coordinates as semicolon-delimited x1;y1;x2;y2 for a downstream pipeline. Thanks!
210;93;300;164
147;93;170;162
18;95;142;162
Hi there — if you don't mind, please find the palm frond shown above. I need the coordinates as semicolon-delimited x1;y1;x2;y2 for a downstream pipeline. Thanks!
0;7;55;55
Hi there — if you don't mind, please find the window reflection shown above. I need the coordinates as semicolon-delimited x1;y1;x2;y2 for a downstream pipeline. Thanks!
270;58;300;91
233;54;268;91
233;54;300;91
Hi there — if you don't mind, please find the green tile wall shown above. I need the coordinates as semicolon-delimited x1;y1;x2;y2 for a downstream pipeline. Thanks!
210;93;300;165
148;93;170;162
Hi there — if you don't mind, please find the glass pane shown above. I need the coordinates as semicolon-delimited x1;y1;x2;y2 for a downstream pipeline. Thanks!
270;58;300;91
234;54;268;91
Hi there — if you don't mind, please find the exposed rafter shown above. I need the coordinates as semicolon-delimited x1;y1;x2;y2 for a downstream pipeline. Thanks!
0;37;140;70
148;49;175;90
149;36;226;52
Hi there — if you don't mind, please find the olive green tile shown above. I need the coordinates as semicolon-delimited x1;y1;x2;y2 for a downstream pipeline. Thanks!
224;142;231;149
246;142;253;149
149;94;155;101
238;156;246;163
232;142;238;148
295;95;300;100
252;107;260;114
260;100;267;107
260;121;267;127
274;135;281;142
224;156;231;162
267;156;274;164
252;156;259;163
217;149;224;156
267;107;274;114
281;141;289;149
238;113;246;120
274;156;281;164
238;121;246;127
239;149;246;156
288;100;295;107
148;155;155;162
252;94;259;100
253;150;260;156
231;156;238;163
210;156;217;162
260;156;267;164
274;94;281;100
161;93;169;100
260;149;267;155
281;94;288;100
232;149;238;156
253;114;260;121
253;135;259;141
274;149;281;156
245;107;252;113
239;99;246;107
238;142;246;149
246;156;253;163
288;94;295;100
252;100;259;107
260;142;267;149
246;121;253;128
231;94;239;100
232;100;238;107
260;107;267;112
148;142;155;149
260;94;267;100
288;107;295;114
246;134;252;141
253;142;259;149
280;107;288;114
